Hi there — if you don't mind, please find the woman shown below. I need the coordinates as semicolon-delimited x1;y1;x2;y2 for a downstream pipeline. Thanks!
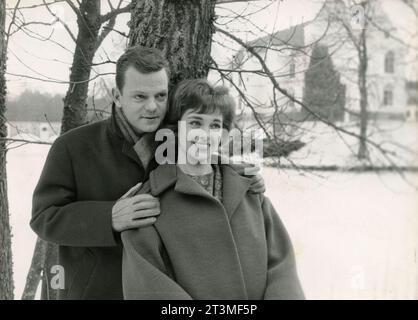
121;79;304;300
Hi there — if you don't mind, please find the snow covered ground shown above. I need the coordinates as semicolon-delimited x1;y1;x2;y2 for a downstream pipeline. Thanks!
263;168;418;299
279;120;418;168
6;138;418;300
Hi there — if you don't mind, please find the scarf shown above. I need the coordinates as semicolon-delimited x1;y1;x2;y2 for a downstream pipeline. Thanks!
114;104;155;169
187;165;223;203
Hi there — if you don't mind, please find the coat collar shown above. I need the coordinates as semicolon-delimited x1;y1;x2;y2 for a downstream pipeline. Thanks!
107;103;157;169
221;165;253;218
107;103;124;139
149;164;252;218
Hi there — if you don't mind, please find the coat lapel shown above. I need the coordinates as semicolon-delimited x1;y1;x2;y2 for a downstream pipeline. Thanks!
122;140;142;166
122;133;156;169
221;166;252;219
174;167;222;201
150;164;253;218
150;165;213;200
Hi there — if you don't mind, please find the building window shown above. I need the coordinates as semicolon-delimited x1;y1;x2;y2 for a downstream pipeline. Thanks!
289;59;295;78
384;51;394;73
383;85;393;106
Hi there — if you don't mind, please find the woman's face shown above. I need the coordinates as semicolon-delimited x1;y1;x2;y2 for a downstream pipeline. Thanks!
178;109;224;164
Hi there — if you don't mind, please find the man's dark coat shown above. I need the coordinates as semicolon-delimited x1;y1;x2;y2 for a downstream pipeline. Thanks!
31;113;155;299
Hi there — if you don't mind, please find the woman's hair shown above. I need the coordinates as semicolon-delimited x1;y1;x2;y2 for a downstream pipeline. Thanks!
166;79;236;130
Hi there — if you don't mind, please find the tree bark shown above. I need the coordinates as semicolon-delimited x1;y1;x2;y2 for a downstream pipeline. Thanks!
21;238;46;300
61;0;101;133
129;0;217;87
0;0;15;301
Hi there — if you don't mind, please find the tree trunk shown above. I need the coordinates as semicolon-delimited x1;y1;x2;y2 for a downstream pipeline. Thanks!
128;0;217;87
40;242;58;300
61;0;101;133
23;0;102;300
21;238;46;300
0;0;15;300
357;16;369;160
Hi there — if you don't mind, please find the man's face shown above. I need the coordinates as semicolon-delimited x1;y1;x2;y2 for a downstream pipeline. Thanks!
114;66;168;134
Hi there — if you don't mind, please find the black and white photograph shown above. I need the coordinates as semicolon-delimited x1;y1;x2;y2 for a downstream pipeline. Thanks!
0;0;417;303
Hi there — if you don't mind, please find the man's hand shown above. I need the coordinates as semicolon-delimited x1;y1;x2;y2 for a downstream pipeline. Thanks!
249;173;265;194
245;165;266;194
112;183;160;232
227;161;266;194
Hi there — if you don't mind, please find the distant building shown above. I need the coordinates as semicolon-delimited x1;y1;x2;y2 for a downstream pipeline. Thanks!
232;1;411;129
6;106;60;142
6;121;60;142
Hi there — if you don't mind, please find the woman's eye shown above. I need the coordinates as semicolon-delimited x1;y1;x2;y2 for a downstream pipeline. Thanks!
189;121;201;127
210;123;221;129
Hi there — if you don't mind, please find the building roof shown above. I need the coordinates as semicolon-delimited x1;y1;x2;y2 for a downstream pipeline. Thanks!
247;23;306;49
232;22;307;67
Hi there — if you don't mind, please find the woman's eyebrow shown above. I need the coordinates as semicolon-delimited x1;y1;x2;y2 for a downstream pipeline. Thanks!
187;115;203;120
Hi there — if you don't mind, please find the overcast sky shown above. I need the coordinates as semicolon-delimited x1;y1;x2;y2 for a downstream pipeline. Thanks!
4;0;417;99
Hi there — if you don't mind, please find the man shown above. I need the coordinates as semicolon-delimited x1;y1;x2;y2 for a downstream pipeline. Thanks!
31;46;264;300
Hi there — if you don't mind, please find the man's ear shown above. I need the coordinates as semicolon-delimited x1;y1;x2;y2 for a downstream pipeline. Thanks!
112;87;122;108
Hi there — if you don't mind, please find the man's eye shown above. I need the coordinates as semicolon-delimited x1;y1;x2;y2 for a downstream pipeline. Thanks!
155;93;167;101
135;95;146;100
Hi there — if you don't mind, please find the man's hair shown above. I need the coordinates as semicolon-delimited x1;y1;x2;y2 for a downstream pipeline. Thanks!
116;45;170;93
166;79;236;130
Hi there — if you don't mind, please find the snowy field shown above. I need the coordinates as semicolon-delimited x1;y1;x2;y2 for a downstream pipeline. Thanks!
6;142;418;300
280;121;418;168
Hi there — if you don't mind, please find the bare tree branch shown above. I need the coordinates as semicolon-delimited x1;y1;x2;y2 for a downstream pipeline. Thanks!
100;3;132;23
5;0;22;48
6;0;66;10
216;0;264;4
0;137;53;145
42;0;77;43
215;25;412;173
95;15;117;51
6;71;114;84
